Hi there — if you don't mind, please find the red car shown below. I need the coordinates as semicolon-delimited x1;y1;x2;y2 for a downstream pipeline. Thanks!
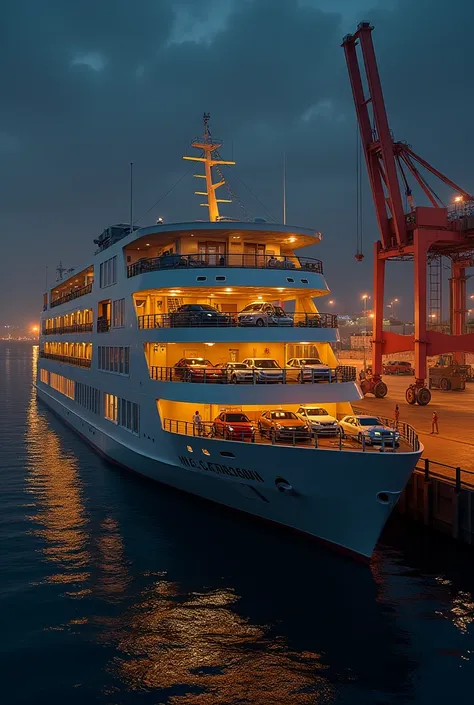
382;360;414;375
213;412;255;441
173;358;226;383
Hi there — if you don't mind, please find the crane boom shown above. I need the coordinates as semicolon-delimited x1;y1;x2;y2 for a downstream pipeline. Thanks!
342;22;408;248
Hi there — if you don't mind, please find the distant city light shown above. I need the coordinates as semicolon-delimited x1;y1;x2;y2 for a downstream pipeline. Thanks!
454;195;463;203
328;299;335;305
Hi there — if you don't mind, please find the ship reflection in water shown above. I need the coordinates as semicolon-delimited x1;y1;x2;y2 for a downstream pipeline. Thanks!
2;341;473;703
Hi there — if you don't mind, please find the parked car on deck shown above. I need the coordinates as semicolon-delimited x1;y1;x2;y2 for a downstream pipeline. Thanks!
170;304;232;327
286;357;331;382
238;302;294;327
296;406;340;435
173;358;226;383
216;362;255;383
241;358;284;383
339;415;400;446
382;360;414;375
258;410;311;441
213;412;255;441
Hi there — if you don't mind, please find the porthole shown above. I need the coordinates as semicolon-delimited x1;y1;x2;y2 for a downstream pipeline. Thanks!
300;278;309;284
376;492;390;504
187;445;193;452
215;276;226;281
286;277;295;283
202;448;210;456
196;276;207;281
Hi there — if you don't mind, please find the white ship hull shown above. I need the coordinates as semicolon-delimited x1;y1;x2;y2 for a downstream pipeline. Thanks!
37;385;421;561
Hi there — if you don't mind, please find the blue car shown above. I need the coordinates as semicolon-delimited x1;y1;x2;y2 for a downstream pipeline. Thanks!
339;415;400;446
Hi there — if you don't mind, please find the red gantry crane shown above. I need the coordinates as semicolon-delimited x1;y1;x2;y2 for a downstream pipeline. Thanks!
342;22;474;405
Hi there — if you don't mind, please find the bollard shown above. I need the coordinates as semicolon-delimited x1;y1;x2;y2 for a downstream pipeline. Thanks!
314;434;318;449
456;467;461;492
424;458;430;482
452;467;462;540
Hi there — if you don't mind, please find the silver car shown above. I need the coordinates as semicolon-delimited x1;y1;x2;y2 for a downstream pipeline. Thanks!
217;362;255;384
241;358;284;383
296;406;340;435
238;302;294;327
287;357;332;382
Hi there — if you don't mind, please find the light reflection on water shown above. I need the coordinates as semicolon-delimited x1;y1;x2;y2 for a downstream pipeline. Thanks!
2;341;474;704
25;345;91;593
105;583;334;704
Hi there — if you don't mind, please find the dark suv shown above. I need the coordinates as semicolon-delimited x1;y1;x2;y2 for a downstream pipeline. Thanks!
170;304;232;327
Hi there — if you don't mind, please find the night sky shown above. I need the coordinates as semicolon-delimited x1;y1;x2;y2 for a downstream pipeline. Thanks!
1;0;472;326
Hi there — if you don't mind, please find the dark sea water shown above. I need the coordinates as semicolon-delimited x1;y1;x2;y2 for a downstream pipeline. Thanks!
2;342;474;705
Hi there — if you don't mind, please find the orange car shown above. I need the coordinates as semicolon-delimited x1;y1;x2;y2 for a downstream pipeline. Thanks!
213;412;255;441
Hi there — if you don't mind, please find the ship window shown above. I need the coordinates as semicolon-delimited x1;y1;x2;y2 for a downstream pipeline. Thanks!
187;445;193;452
202;448;210;456
104;393;119;423
215;276;226;281
286;277;295;283
196;276;207;282
100;256;117;288
220;451;235;458
300;278;309;284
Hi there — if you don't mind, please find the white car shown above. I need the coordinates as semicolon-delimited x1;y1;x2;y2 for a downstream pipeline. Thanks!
286;357;332;382
339;415;400;446
296;406;340;435
241;358;284;383
217;362;255;383
238;302;294;327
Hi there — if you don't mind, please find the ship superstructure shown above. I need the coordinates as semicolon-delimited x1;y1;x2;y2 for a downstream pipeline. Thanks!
36;117;422;560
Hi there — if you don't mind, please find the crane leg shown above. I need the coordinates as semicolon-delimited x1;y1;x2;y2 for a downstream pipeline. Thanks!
450;261;467;364
370;242;388;398
410;230;431;405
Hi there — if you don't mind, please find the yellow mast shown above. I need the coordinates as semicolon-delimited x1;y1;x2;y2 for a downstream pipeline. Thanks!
183;113;235;222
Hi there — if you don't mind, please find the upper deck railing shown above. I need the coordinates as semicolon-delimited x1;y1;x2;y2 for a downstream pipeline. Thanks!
150;365;357;384
42;323;93;335
138;312;338;329
50;283;93;308
127;253;323;278
39;351;91;368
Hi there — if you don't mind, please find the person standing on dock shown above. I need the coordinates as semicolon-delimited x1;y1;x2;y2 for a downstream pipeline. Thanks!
394;404;400;429
430;411;439;435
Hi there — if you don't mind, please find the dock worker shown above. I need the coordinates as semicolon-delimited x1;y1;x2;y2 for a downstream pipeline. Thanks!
394;404;400;428
430;411;439;435
192;410;203;436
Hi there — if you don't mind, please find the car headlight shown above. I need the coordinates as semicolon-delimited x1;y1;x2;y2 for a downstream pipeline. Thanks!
276;424;283;429
373;431;380;436
228;426;234;431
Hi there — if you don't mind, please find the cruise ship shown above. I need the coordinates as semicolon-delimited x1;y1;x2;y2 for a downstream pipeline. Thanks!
36;117;423;561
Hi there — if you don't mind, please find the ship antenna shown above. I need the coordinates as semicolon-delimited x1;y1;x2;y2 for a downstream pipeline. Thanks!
129;161;134;234
283;152;287;225
183;113;236;222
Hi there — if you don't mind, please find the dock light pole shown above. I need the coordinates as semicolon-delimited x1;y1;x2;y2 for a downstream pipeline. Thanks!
362;294;370;371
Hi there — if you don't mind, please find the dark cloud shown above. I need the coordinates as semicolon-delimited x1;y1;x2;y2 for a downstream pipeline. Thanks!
0;0;472;325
